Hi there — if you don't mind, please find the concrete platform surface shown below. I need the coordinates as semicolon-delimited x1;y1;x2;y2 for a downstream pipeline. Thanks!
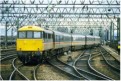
102;45;120;62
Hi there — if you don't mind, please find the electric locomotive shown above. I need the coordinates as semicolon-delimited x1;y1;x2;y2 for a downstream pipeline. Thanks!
16;26;71;64
17;26;45;63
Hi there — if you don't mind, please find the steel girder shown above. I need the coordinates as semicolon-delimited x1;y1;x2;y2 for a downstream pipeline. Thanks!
0;0;120;34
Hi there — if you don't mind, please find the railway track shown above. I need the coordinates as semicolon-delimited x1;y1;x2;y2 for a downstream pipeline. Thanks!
74;49;111;80
47;54;86;80
89;48;120;80
57;48;112;80
1;47;119;80
0;52;17;80
1;48;15;52
1;53;39;80
33;64;41;80
99;48;120;77
9;58;29;80
1;49;16;59
9;58;40;80
0;54;17;61
88;51;113;80
1;51;16;56
100;47;120;70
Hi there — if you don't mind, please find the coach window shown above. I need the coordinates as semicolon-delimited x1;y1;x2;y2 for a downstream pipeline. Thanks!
46;33;48;39
34;32;41;38
19;32;26;38
56;35;59;42
92;38;94;41
48;34;50;39
87;38;89;41
43;32;45;39
55;35;58;42
81;37;82;41
88;38;90;41
50;34;52;39
60;35;63;41
44;32;47;39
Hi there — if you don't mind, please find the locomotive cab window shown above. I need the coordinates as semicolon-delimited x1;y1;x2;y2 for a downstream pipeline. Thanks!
18;31;42;38
18;32;26;38
34;32;42;38
27;31;33;38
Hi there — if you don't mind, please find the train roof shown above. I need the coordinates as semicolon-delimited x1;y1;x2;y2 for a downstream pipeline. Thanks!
18;25;44;31
54;31;71;36
72;34;85;37
53;31;63;35
44;29;53;34
86;35;95;38
94;36;100;38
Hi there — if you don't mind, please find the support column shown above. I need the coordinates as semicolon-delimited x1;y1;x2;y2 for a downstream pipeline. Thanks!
11;28;13;40
105;29;109;42
90;29;93;35
16;17;19;37
107;30;109;41
110;21;113;42
117;18;120;43
117;18;120;53
5;21;8;48
112;22;114;43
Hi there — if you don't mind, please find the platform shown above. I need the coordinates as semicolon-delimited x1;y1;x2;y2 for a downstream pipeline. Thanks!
102;45;120;62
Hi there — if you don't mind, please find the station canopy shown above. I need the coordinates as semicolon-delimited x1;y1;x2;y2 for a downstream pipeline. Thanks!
0;0;120;35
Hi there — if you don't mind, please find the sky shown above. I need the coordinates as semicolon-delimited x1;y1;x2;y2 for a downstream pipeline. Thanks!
0;25;17;36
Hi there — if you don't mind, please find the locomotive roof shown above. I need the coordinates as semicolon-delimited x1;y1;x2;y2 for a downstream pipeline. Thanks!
18;25;44;31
